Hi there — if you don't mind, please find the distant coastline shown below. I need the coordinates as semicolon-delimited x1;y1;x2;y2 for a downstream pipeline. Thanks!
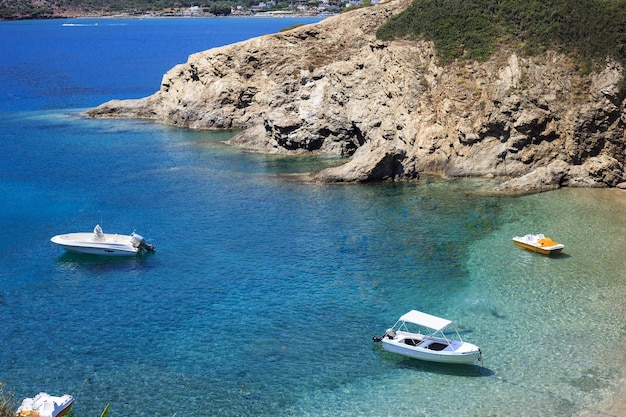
1;11;334;21
0;3;344;21
50;12;334;20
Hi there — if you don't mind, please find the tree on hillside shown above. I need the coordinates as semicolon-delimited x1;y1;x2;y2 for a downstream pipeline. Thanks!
207;2;232;15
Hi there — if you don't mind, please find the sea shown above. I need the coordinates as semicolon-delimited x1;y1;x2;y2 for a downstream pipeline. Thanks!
0;16;625;417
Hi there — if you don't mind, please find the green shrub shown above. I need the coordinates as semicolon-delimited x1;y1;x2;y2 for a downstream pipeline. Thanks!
206;3;231;16
280;23;306;32
0;382;17;417
618;70;626;93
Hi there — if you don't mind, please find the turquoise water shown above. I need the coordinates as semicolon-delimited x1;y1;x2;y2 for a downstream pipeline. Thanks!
1;18;625;417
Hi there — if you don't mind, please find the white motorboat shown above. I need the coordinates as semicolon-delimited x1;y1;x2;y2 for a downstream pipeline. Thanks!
17;392;75;417
51;224;155;256
512;233;564;255
373;310;482;365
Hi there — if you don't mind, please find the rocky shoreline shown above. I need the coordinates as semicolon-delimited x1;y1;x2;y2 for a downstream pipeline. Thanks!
86;0;626;193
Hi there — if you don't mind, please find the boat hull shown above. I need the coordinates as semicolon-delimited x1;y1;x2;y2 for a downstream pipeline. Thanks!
51;233;139;256
381;337;481;365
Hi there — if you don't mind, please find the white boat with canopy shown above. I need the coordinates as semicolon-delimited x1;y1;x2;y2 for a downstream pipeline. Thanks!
373;310;482;365
51;224;155;256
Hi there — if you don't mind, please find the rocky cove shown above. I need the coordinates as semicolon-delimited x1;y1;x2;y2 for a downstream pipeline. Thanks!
85;0;626;193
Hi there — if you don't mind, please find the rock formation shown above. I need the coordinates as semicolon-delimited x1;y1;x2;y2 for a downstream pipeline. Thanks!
86;0;626;192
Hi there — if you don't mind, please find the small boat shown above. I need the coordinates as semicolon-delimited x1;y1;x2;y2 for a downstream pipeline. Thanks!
512;233;564;255
373;310;482;365
17;392;75;417
51;224;155;256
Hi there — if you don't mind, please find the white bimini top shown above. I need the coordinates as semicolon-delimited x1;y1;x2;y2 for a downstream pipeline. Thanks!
399;310;453;332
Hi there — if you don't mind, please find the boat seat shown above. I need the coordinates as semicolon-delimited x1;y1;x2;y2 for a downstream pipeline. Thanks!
40;401;56;415
538;238;557;246
425;342;448;351
403;338;421;346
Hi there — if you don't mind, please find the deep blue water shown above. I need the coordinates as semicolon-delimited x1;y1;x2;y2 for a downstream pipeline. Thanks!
1;17;625;417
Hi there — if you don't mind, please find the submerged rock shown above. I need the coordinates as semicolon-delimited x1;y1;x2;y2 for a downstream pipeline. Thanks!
86;0;626;192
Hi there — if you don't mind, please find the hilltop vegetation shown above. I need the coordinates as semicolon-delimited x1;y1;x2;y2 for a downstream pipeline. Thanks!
377;0;626;71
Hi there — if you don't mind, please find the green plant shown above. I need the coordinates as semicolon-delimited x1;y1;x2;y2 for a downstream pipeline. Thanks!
279;24;306;32
618;71;626;94
0;382;17;417
206;3;231;15
100;403;110;417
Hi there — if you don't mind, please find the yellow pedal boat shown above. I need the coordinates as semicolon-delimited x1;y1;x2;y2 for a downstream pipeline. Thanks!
512;234;564;255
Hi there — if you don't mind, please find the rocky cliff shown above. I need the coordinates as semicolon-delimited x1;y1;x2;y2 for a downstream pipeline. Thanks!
86;0;626;192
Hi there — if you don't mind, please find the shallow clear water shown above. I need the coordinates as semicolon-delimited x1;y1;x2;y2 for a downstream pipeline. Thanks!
0;17;625;417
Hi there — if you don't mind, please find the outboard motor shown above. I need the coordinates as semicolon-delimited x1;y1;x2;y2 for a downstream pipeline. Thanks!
373;328;397;343
384;328;396;340
131;232;155;252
